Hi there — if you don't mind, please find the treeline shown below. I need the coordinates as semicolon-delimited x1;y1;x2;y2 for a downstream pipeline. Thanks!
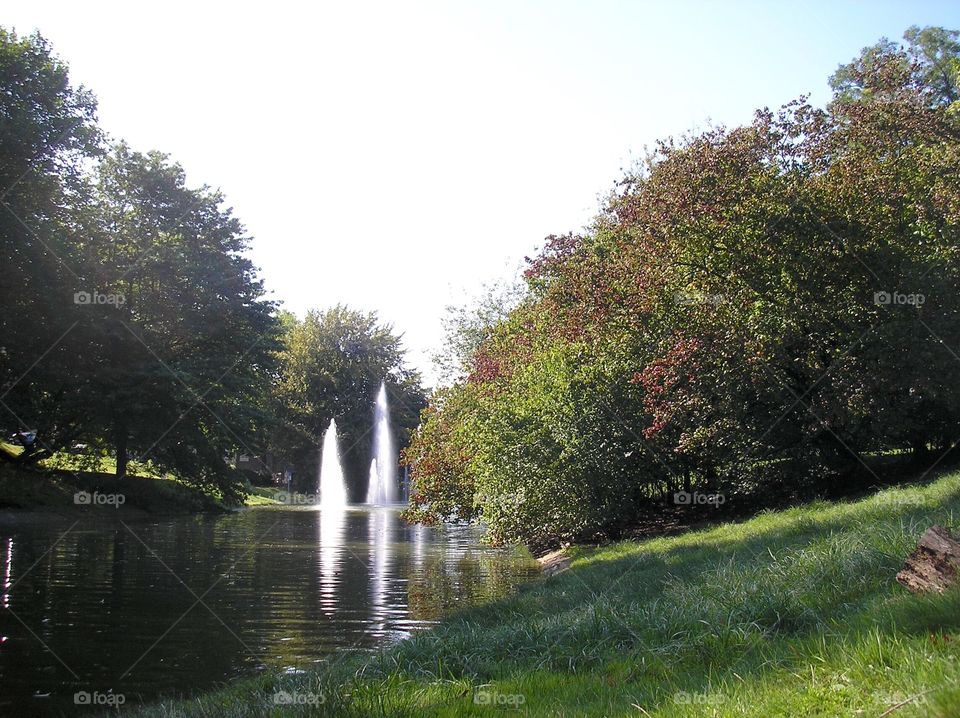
0;30;424;500
404;27;960;547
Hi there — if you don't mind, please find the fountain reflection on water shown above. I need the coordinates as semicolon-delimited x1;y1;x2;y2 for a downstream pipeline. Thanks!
368;508;396;633
317;382;405;625
317;508;346;615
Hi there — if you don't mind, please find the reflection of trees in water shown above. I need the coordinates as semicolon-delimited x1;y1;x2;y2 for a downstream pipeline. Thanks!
0;511;539;713
406;548;537;622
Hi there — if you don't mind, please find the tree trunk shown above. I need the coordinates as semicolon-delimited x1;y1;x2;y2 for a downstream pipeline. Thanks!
896;525;960;594
911;438;930;465
115;420;128;478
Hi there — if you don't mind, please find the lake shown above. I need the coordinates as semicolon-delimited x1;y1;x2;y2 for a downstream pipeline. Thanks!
0;506;539;715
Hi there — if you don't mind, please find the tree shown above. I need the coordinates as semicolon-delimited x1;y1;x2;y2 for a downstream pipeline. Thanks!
432;271;526;386
0;28;102;462
272;306;426;498
79;144;281;488
830;25;960;107
903;25;960;105
407;27;960;548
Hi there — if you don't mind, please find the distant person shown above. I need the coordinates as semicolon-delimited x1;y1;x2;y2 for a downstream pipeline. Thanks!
11;430;36;449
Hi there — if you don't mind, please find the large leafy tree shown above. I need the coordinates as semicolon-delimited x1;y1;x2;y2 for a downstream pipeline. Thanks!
0;29;101;460
407;26;960;547
72;143;282;491
272;306;426;497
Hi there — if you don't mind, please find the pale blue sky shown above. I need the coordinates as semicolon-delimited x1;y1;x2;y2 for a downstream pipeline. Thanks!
6;1;960;384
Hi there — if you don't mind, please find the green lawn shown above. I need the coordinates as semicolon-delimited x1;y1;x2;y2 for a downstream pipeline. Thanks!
124;469;960;717
244;485;286;506
0;442;283;509
0;460;236;515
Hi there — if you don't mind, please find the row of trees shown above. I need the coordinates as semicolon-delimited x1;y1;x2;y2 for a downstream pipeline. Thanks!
404;26;960;548
0;30;424;500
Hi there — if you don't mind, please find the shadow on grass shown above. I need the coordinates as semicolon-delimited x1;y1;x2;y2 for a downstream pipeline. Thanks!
123;469;960;717
359;471;960;715
0;462;225;515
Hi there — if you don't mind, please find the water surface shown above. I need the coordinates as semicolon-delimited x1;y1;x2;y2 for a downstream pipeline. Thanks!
0;506;538;715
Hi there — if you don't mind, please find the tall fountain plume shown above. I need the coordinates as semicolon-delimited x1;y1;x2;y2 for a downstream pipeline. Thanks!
318;419;349;508
366;382;398;505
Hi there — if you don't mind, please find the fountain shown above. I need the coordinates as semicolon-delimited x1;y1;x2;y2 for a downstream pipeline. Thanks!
318;419;348;508
366;382;398;505
368;458;379;501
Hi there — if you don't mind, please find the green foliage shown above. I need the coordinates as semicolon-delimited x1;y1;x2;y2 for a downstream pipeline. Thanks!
0;28;428;502
1;30;278;500
831;26;960;106
73;142;283;493
408;26;960;547
271;305;426;497
0;29;102;460
401;385;478;525
432;271;525;386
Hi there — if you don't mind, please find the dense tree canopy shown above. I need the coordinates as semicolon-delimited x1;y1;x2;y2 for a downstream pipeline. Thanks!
70;143;283;489
0;29;102;461
405;26;960;548
0;30;424;502
831;25;960;106
271;306;426;497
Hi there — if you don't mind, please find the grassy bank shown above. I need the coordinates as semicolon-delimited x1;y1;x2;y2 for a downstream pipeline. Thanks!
121;470;960;717
0;441;293;512
0;461;230;514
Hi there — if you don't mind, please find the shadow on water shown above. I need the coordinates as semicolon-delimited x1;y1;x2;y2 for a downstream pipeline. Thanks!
0;506;538;715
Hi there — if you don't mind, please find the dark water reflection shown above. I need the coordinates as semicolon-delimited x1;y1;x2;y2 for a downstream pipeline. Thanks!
0;507;538;715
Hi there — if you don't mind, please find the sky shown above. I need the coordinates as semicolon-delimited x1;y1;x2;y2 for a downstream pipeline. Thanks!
6;0;960;385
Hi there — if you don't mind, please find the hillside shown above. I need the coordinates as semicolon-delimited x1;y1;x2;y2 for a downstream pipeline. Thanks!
129;471;960;717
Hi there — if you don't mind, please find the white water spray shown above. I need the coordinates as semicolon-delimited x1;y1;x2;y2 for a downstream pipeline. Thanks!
366;382;398;505
318;419;348;508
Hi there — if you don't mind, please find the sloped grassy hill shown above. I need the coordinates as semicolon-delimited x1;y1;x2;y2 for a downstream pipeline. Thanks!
132;472;960;717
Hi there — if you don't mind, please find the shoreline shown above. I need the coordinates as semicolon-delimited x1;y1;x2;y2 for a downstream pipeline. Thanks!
118;470;960;717
0;463;233;517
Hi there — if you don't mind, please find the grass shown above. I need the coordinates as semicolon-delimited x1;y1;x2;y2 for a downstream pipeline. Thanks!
244;485;286;506
36;445;169;478
0;442;287;510
0;461;230;514
121;470;960;717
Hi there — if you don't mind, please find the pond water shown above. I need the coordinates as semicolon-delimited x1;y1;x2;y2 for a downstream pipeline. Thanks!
0;506;539;715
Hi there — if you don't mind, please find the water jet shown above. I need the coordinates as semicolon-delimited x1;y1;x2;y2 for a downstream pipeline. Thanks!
318;418;348;508
366;382;398;505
